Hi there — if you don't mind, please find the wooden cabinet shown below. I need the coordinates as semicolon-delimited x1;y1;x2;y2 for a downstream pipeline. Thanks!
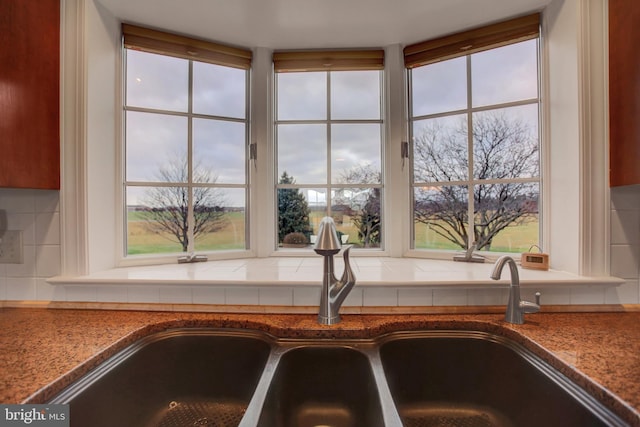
609;0;640;187
0;0;60;189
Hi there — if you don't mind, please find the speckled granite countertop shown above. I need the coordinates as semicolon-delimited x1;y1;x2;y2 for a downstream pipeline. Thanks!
0;308;638;425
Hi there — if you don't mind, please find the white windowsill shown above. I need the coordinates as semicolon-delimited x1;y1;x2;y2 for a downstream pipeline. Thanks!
48;257;623;289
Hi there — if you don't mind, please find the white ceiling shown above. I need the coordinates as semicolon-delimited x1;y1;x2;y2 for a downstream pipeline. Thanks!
96;0;552;50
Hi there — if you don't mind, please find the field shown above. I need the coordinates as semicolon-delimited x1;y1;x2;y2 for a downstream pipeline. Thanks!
414;218;539;253
127;211;539;255
127;211;246;255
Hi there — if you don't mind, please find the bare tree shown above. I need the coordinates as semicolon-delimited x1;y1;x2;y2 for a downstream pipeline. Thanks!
141;158;228;252
337;164;382;248
414;112;539;251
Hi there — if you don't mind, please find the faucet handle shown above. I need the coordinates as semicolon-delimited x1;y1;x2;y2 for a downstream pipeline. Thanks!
520;292;541;315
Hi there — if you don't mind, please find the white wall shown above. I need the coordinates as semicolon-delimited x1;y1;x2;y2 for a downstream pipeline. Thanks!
85;0;119;273
544;0;582;274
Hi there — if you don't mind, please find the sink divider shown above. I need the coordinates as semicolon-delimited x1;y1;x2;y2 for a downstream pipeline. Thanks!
237;340;406;427
365;348;406;427
237;346;286;427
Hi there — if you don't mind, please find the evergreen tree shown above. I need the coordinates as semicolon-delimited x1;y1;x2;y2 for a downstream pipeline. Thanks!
277;171;312;242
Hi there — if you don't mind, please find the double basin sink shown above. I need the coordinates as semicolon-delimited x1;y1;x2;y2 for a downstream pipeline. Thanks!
48;328;627;427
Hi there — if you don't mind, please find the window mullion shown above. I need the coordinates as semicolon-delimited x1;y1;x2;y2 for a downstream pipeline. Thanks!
187;60;195;254
466;55;475;250
326;71;332;215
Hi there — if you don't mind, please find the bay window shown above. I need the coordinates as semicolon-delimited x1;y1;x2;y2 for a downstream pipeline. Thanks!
58;0;609;279
119;15;544;261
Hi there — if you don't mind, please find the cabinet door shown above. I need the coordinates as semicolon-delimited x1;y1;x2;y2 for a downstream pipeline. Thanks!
609;0;640;187
0;0;60;189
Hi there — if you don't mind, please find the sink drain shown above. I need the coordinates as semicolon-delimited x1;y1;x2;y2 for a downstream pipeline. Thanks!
147;399;247;427
192;418;215;426
399;402;514;427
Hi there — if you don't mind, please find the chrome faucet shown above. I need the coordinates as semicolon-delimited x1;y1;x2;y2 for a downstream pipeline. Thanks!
490;255;541;324
313;217;356;325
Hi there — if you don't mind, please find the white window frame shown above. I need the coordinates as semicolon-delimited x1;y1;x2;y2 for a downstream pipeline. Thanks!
273;69;385;253
407;42;542;259
121;50;252;261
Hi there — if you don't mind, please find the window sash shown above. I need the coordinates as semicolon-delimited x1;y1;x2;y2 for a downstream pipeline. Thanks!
408;40;541;253
122;47;250;256
274;70;384;249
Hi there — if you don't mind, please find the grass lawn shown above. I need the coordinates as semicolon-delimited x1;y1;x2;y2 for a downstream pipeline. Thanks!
127;210;539;255
414;218;539;253
127;211;245;255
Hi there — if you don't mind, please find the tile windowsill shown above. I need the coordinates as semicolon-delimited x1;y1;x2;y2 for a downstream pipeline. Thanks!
48;257;623;289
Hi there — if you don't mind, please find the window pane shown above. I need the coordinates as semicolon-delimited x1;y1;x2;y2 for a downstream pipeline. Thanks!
194;187;245;251
277;72;327;120
126;50;188;112
276;69;383;252
472;40;538;107
414;185;468;250
332;187;381;248
126;185;189;254
411;57;467;117
331;124;381;184
193;62;246;118
277;187;320;246
474;183;539;252
473;104;539;180
193;119;246;184
331;71;381;119
126;111;187;182
413;114;468;183
277;124;327;184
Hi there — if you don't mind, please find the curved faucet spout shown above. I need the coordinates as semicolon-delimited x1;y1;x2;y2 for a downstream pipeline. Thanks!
331;246;356;304
491;255;540;324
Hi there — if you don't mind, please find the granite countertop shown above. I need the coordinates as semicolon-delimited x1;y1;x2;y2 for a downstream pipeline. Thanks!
0;308;638;425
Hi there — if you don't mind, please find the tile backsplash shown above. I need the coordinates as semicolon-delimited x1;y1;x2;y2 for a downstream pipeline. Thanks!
1;186;639;306
0;189;62;301
608;186;640;304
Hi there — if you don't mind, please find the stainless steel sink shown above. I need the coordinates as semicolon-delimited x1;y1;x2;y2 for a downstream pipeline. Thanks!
256;346;385;427
378;330;625;427
48;329;272;427
47;328;629;427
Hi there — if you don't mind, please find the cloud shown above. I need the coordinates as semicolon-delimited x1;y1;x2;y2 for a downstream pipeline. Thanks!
471;39;538;107
277;123;327;183
126;50;188;111
277;72;327;120
126;111;188;182
330;71;381;119
193;118;246;183
411;56;467;117
193;62;246;118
